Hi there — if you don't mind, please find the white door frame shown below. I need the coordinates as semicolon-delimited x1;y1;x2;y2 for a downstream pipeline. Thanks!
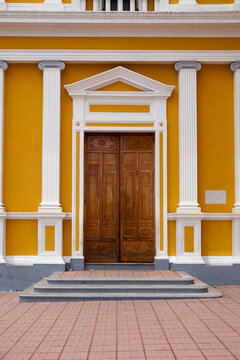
65;66;174;263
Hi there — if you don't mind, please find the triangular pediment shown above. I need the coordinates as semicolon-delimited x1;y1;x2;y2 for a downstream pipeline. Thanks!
65;66;174;96
96;81;143;92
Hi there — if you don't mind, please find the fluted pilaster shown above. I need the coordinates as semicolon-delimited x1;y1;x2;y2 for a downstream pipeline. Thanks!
231;62;240;213
0;61;7;213
38;60;65;213
175;61;201;213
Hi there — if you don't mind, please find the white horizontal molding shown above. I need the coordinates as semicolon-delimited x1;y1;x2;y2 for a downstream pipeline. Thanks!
84;126;156;132
6;212;72;219
0;12;239;37
168;212;240;220
1;50;240;64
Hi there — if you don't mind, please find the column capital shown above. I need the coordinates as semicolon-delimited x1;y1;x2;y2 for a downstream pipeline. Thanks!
0;61;7;71
175;61;201;72
231;61;240;72
38;60;65;71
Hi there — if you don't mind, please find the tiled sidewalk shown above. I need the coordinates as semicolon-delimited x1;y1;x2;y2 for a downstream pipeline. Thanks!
0;286;240;359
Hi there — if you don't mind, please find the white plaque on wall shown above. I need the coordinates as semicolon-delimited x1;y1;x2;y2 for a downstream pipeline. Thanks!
205;190;226;204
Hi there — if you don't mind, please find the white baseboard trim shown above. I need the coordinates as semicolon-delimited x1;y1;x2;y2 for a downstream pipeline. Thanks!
5;255;66;266
169;256;234;266
4;255;237;266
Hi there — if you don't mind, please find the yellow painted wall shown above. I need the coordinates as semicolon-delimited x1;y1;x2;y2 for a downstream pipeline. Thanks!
0;37;240;50
6;220;38;255
198;65;234;213
168;221;176;256
4;64;42;212
202;221;232;256
2;36;239;255
63;220;71;256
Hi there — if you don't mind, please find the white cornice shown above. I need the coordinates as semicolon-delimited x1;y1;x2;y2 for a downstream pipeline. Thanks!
1;50;240;64
0;11;239;37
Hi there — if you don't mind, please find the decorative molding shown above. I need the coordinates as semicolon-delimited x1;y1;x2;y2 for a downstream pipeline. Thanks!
168;212;240;220
65;66;174;259
231;62;240;213
6;255;66;265
175;61;201;72
232;219;240;262
176;61;201;213
38;60;65;71
231;61;240;72
5;255;236;266
169;256;234;266
38;217;65;264
0;216;6;263
1;50;240;64
0;61;7;214
176;218;204;264
0;11;239;38
65;66;174;94
38;61;65;213
6;212;71;219
0;61;7;71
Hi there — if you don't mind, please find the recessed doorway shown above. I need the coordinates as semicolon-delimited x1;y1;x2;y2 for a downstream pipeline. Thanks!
84;133;155;263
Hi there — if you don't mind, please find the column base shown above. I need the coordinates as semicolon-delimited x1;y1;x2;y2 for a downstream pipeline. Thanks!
70;257;85;270
38;205;62;213
173;256;205;265
34;256;65;265
0;205;5;213
0;256;6;264
232;205;240;213
177;205;201;213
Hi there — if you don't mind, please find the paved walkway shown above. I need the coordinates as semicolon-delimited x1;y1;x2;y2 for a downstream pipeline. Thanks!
60;270;181;279
0;286;240;359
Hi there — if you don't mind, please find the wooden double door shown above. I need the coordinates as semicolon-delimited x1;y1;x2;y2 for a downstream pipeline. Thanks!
84;133;155;263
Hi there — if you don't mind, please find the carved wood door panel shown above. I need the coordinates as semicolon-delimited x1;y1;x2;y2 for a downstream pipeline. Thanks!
84;134;119;263
84;133;155;263
120;134;155;262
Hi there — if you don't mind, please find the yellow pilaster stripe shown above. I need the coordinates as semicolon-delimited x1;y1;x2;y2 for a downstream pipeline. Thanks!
45;226;55;251
76;132;80;252
160;132;164;251
184;226;194;252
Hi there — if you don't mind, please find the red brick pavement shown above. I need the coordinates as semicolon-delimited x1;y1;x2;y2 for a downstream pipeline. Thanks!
0;286;240;359
60;270;181;279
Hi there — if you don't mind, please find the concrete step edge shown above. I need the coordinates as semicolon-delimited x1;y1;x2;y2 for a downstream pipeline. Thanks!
19;288;222;302
34;284;209;293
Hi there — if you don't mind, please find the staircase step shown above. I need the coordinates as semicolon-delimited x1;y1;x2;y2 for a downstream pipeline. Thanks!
19;286;222;302
47;277;194;286
34;279;207;294
19;271;222;302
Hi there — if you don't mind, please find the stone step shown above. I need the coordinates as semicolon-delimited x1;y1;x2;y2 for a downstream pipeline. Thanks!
34;279;207;294
19;286;222;303
19;271;222;302
47;277;194;286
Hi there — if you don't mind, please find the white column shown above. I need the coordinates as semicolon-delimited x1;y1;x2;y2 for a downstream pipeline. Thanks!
231;62;240;213
175;61;201;213
38;60;65;213
0;61;7;213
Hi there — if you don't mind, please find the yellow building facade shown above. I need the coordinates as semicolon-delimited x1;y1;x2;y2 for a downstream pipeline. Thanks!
0;0;240;289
